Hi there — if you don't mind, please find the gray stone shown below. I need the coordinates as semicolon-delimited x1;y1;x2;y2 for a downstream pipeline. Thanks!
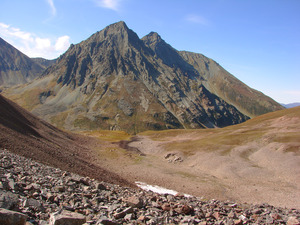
117;99;134;116
23;198;42;210
114;207;134;219
96;216;118;225
53;186;65;193
124;196;143;208
49;210;86;225
0;208;28;225
124;213;134;221
0;190;19;210
80;178;90;186
96;183;106;190
7;179;16;190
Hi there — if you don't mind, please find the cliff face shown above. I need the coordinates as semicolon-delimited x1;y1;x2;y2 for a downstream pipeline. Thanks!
3;21;283;133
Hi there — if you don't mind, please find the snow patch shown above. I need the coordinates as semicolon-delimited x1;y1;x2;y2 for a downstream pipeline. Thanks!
135;181;192;197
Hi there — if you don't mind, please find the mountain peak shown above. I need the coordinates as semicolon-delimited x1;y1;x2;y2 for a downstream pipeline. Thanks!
87;21;140;46
142;32;164;46
3;21;284;134
107;21;128;30
101;21;130;36
145;32;162;41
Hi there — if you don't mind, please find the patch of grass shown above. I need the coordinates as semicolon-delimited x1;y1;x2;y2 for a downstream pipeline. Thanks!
81;130;132;142
273;132;300;143
284;145;300;154
132;154;144;164
140;129;198;141
50;111;69;129
95;146;127;159
141;124;267;156
8;88;43;111
242;106;300;126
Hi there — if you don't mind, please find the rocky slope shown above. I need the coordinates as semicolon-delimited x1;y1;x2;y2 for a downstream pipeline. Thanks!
179;51;283;117
0;93;131;187
1;149;299;225
3;21;283;134
0;37;47;88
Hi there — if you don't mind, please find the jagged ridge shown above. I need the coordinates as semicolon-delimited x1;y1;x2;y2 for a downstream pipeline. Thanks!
3;21;283;133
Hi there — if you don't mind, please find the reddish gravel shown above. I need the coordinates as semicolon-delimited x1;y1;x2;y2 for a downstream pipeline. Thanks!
0;94;134;188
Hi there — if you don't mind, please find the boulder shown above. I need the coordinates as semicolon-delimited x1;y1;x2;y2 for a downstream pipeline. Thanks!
0;190;19;210
49;210;86;225
23;198;42;210
0;208;28;225
124;196;143;208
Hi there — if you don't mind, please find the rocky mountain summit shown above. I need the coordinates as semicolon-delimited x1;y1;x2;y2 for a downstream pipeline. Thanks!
3;21;283;134
0;37;49;88
1;149;299;225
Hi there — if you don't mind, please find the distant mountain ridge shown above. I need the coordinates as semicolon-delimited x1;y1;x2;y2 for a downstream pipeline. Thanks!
281;102;300;108
0;37;53;88
31;57;56;68
3;21;284;133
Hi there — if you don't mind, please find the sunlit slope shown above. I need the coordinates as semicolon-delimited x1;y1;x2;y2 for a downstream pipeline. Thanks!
141;106;300;155
136;107;300;208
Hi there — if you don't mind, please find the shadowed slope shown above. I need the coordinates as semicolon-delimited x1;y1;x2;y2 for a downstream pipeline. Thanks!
0;37;46;87
0;94;133;187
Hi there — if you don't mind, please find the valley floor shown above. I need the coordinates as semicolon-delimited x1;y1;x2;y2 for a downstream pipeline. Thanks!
88;108;300;209
93;135;300;209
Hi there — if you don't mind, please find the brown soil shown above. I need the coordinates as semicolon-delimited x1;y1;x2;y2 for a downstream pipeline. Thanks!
93;109;300;209
0;94;134;188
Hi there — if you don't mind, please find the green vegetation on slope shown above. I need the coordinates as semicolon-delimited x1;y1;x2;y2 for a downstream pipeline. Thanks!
140;107;300;156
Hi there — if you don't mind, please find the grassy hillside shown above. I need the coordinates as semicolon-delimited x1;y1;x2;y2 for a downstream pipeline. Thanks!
140;106;300;155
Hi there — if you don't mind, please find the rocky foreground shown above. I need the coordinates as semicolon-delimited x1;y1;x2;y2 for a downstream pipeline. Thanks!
0;149;299;225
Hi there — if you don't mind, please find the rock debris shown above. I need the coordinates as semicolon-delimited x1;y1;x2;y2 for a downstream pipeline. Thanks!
0;149;299;225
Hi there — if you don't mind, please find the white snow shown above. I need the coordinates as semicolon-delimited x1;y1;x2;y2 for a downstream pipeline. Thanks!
135;181;192;197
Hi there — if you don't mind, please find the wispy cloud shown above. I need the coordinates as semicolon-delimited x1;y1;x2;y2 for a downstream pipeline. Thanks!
46;0;57;16
185;14;209;26
0;22;70;59
93;0;122;11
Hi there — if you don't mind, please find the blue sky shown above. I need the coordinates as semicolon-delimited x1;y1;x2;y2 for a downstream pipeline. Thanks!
0;0;299;104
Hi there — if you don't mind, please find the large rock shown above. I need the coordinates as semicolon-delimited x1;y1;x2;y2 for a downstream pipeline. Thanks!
0;190;19;210
49;210;86;225
0;208;28;225
123;196;143;208
23;198;42;210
